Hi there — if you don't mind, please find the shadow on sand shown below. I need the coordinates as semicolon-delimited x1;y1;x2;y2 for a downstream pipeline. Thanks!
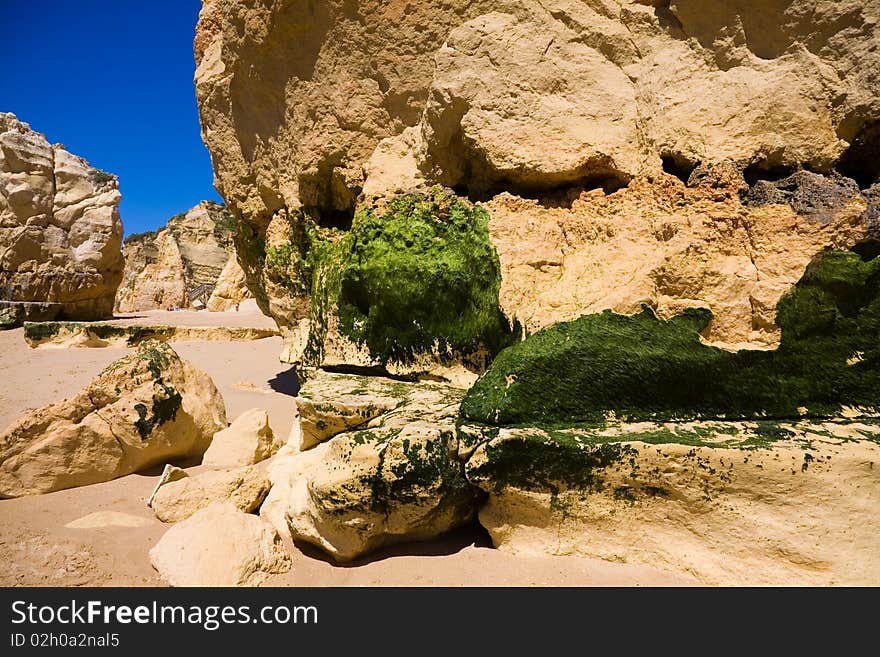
268;366;301;396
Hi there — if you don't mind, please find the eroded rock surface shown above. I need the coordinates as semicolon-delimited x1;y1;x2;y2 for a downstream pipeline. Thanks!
195;0;880;367
203;408;282;467
463;421;880;586
0;112;123;323
206;252;250;311
0;341;226;497
150;465;270;523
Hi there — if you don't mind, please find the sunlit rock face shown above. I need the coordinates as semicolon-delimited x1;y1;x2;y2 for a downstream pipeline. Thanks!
194;1;879;375
0;112;123;323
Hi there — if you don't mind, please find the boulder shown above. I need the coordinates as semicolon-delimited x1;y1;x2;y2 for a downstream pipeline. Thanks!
265;372;479;561
293;373;402;451
0;112;123;321
149;465;270;523
206;253;251;311
149;502;290;586
202;408;282;467
0;340;227;497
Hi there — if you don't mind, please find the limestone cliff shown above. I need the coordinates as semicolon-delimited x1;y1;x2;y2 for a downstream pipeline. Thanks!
0;112;123;324
195;0;880;374
115;201;249;312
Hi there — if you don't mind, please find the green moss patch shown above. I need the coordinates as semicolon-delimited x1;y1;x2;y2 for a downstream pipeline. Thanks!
286;189;515;366
466;430;638;495
461;249;880;426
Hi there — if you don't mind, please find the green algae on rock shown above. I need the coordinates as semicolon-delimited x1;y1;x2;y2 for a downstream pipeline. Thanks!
461;248;880;426
275;189;516;369
264;371;479;561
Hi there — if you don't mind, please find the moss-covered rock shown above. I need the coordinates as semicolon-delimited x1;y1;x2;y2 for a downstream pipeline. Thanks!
261;371;479;561
461;248;880;426
262;189;515;372
0;340;226;497
465;420;880;586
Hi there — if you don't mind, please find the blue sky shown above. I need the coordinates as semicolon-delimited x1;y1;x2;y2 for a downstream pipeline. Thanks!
0;1;222;236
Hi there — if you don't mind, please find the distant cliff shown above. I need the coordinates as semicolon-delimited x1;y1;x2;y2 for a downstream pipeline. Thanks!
115;201;250;312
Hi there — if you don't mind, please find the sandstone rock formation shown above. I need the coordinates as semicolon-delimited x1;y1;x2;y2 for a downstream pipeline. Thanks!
263;372;478;561
205;252;250;310
195;0;880;369
202;408;282;467
193;1;880;582
0;341;226;497
0;112;124;324
115;201;249;312
149;502;290;586
149;465;270;523
23;321;278;348
464;421;880;586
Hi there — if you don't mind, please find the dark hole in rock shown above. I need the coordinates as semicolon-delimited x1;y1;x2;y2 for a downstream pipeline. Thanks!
661;154;699;185
307;206;354;231
454;172;630;209
836;121;880;189
743;161;798;186
852;240;880;261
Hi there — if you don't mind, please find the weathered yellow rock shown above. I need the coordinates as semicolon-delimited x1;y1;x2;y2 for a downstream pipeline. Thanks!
23;321;279;349
487;169;871;349
0;112;123;321
0;341;227;497
149;465;271;523
264;372;476;561
465;421;880;586
149;502;290;587
194;1;880;364
206;253;251;311
203;408;282;467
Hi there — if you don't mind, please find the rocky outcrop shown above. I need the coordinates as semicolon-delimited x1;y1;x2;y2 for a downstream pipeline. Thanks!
454;245;880;583
202;408;282;467
488;167;875;350
262;372;479;561
149;502;290;586
263;367;880;584
463;421;880;586
460;247;880;426
0;112;123;324
195;0;880;370
149;465;270;523
193;1;880;582
205;252;250;310
0;341;226;497
23;321;278;348
115;201;248;312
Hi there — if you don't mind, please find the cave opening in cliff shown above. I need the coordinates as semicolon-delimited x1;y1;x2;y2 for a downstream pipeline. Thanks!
836;120;880;189
852;239;880;262
309;206;354;231
453;172;630;209
661;153;699;185
742;161;798;187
